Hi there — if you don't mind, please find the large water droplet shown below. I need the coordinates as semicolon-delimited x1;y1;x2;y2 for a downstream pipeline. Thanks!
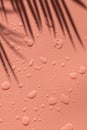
1;81;10;90
69;72;77;79
48;97;57;105
28;90;37;99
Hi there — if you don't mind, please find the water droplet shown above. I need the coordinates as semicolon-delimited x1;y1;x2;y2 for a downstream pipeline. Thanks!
52;60;56;66
11;102;15;105
19;83;23;88
36;33;40;38
16;115;20;120
37;84;41;88
79;66;86;74
41;104;45;108
28;59;34;67
61;123;73;130
52;91;56;95
23;67;26;71
68;88;73;93
22;116;30;126
0;104;2;107
28;90;37;99
24;36;28;42
48;97;57;105
61;62;65;67
26;73;31;78
54;38;64;49
10;42;15;48
56;107;60;112
12;65;16;70
22;106;27;112
40;56;47;64
19;22;22;26
17;68;21;72
34;64;42;70
69;72;77;79
1;81;10;90
27;39;34;47
49;106;53;110
65;56;70;61
33;117;37;122
24;98;27;102
3;29;10;35
0;118;3;123
60;94;70;105
34;107;38;112
38;118;41;122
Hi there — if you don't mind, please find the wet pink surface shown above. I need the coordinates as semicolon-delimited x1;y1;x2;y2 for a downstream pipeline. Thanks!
0;1;87;130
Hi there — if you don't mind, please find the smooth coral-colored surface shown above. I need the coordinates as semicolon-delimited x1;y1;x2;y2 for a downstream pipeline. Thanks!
0;1;87;130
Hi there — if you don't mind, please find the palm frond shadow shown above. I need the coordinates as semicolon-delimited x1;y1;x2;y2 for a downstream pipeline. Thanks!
0;0;87;82
0;24;26;83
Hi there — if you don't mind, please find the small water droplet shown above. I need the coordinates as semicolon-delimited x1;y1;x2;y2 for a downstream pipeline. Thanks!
79;66;86;74
33;117;37;122
19;83;23;88
49;106;53;110
0;104;2;107
56;107;60;112
27;39;34;47
34;64;42;70
12;65;16;70
61;62;65;67
52;60;56;66
65;56;70;61
19;22;22;26
17;68;21;72
16;115;20;120
26;73;31;78
22;116;30;126
48;97;57;105
10;42;15;48
28;59;34;67
28;90;37;99
41;104;45;108
0;118;3;123
61;123;73;130
68;88;73;93
60;94;70;105
40;56;47;64
3;29;10;35
22;106;27;112
34;107;38;112
24;98;27;102
1;81;10;90
38;118;41;122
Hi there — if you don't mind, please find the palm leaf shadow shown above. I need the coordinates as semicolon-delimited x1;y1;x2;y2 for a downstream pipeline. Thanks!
0;23;26;83
0;0;87;82
9;0;87;47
